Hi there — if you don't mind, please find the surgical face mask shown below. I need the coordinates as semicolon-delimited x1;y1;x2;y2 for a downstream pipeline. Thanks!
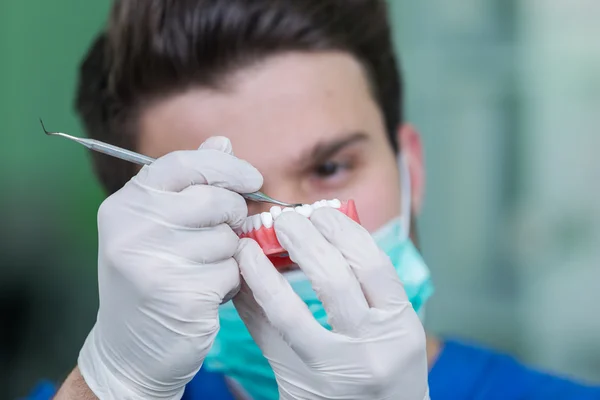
204;155;434;400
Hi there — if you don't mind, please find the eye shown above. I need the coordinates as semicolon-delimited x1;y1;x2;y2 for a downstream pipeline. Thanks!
314;161;344;178
310;160;353;184
305;156;359;193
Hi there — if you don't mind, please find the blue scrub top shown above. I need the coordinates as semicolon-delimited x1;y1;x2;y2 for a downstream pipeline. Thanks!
27;339;600;399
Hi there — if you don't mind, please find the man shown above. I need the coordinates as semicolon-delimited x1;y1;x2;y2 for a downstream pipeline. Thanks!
30;0;599;399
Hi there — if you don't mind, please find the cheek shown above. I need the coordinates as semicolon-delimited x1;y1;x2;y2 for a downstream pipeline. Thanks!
352;167;402;233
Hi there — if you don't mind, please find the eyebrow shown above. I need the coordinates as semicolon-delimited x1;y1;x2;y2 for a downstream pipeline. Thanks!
296;132;369;167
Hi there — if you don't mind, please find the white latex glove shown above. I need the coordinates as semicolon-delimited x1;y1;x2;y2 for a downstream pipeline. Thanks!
233;208;430;400
78;137;263;399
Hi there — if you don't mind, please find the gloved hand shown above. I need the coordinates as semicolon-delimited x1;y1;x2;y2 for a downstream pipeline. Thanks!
78;137;263;399
233;208;430;400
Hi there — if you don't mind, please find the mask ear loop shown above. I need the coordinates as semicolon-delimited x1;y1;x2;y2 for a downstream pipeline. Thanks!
398;153;412;239
399;155;429;321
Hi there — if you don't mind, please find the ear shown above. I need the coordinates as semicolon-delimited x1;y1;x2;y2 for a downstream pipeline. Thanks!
396;124;426;215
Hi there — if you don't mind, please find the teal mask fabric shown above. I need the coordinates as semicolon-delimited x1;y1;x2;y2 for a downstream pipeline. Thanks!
203;156;434;400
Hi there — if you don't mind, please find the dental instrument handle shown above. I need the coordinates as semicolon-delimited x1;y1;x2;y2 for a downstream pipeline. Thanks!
84;141;297;206
85;139;156;166
243;192;297;207
40;120;300;207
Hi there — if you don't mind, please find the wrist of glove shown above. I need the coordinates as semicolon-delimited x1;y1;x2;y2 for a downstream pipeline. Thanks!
78;326;188;400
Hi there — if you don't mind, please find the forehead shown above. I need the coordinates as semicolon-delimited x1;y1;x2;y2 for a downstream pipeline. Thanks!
138;52;385;170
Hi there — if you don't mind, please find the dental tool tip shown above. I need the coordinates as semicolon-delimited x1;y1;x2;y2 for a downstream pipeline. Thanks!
39;118;52;135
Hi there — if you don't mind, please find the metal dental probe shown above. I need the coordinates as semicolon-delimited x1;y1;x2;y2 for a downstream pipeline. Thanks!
40;119;302;208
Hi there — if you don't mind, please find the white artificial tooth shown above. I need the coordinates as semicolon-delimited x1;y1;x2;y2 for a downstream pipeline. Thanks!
312;200;324;209
270;206;282;220
252;214;262;231
319;200;329;208
234;227;243;236
242;218;250;233
295;205;312;218
282;207;295;213
261;212;274;229
328;199;342;208
302;204;314;217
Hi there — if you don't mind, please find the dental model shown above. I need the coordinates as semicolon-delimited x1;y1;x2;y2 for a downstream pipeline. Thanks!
237;199;360;268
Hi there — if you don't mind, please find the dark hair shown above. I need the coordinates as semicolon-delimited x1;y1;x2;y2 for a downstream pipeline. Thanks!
75;0;403;195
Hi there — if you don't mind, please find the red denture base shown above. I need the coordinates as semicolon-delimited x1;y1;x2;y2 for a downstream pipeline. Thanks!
239;200;360;269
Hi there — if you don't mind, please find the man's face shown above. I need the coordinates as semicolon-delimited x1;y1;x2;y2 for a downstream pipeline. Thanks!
138;52;417;233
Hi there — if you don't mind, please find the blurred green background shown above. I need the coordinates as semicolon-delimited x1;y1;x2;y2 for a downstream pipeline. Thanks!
1;0;599;397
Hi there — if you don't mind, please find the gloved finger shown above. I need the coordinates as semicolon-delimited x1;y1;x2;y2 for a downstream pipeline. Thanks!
149;257;241;314
310;208;409;310
196;257;241;304
199;136;234;155
232;279;272;344
274;212;369;335
111;254;241;309
233;280;307;368
134;138;263;193
129;184;249;229
232;280;289;353
155;223;241;264
234;239;328;362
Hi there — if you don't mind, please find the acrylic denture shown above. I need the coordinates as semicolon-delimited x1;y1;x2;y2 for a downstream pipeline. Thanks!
237;199;360;268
